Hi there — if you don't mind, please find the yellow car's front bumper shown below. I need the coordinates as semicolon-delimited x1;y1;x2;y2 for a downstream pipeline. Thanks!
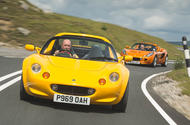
24;76;128;105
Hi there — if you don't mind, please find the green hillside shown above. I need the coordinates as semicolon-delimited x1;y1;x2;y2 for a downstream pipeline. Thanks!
0;0;182;59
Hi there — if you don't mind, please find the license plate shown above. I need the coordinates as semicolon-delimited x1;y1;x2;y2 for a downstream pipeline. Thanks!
127;61;140;64
53;94;90;105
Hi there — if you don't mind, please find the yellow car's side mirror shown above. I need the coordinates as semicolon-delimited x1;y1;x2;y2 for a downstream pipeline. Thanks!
25;44;41;53
118;55;133;63
25;44;35;51
123;55;133;62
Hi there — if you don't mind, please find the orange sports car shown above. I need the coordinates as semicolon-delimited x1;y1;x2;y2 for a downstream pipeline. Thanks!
121;42;168;67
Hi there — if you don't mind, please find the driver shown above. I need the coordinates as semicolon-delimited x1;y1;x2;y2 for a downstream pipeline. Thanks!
139;44;145;50
54;39;78;58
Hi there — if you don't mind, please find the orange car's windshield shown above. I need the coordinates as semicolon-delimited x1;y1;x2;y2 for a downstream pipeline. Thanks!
40;36;118;62
131;43;156;51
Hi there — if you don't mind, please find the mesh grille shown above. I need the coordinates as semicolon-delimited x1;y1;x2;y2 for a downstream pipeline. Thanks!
133;57;141;61
51;84;95;96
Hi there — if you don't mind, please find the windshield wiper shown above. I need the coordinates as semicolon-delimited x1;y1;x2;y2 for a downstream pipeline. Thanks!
88;57;117;61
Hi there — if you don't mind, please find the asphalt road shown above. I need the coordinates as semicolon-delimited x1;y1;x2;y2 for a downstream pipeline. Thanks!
0;56;189;125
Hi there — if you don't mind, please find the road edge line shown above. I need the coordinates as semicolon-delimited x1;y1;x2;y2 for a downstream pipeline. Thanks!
141;70;177;125
0;76;21;92
0;70;22;82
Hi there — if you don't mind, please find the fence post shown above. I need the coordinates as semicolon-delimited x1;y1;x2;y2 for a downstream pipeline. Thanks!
182;36;190;77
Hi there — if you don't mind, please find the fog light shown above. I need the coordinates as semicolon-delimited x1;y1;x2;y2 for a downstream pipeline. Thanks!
42;72;50;79
99;78;106;85
51;84;58;91
88;88;95;95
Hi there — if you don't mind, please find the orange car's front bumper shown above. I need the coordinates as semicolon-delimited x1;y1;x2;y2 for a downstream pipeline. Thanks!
126;56;154;65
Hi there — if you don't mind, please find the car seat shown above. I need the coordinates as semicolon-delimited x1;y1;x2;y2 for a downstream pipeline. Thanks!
82;45;104;59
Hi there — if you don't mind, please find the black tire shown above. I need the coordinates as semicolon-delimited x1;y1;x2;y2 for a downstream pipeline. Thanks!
20;77;31;101
112;83;129;112
161;55;168;67
151;56;157;67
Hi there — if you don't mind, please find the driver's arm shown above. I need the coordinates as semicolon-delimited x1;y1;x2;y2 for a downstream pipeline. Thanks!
73;54;79;58
54;50;60;56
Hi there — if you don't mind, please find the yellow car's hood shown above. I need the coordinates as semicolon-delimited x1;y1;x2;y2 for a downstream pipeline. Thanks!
47;56;107;71
42;56;121;87
24;54;128;89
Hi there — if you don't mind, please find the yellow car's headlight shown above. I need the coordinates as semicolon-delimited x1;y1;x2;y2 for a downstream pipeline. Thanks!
31;63;41;73
109;72;119;82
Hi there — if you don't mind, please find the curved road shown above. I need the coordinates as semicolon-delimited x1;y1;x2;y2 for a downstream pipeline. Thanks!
0;56;189;125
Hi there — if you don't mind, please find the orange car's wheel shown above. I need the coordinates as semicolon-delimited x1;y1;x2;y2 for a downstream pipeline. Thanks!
151;56;157;67
20;76;31;101
161;55;168;67
112;83;129;112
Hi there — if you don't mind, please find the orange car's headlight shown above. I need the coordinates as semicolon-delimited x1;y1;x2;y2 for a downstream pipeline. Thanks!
31;63;41;73
146;52;154;57
109;72;119;82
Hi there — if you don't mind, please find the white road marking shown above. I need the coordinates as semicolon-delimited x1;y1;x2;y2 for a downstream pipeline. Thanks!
141;71;177;125
0;76;21;92
0;70;22;92
0;70;22;82
168;60;175;64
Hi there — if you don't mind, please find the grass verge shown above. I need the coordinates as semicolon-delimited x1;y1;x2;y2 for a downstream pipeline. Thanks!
167;67;190;96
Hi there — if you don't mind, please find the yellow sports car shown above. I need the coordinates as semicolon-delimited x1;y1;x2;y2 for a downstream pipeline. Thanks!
20;32;132;112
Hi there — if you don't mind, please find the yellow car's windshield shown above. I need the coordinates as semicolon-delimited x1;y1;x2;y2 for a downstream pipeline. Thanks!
40;36;118;62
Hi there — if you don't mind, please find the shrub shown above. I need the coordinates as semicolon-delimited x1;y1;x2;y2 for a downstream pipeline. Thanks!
101;25;107;31
174;56;185;70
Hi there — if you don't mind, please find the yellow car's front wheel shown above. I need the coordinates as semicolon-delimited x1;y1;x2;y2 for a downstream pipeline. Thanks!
112;82;129;112
20;76;32;101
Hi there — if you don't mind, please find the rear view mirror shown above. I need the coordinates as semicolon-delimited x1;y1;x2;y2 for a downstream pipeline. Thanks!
79;40;88;46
